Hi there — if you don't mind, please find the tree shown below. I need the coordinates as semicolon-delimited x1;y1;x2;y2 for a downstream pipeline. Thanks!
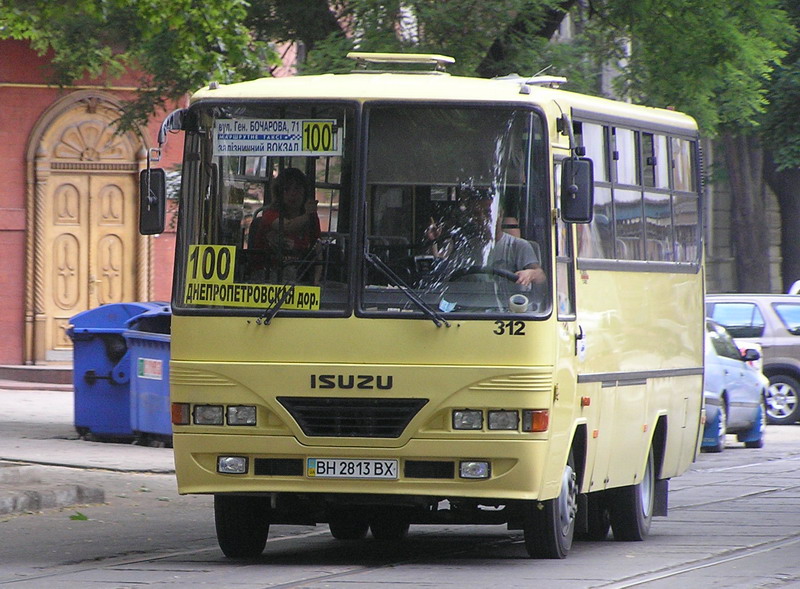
762;2;800;291
608;0;793;293
4;1;796;292
0;0;278;127
507;0;792;293
298;1;563;77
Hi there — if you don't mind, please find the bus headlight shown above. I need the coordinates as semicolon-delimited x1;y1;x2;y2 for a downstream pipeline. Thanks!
217;456;248;474
488;410;519;430
453;410;483;430
227;405;257;425
460;461;490;479
194;405;224;425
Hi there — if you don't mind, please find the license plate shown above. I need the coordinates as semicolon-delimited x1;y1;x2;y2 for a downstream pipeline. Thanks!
307;458;398;479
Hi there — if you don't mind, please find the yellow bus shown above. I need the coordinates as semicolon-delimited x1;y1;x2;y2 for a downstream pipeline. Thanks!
141;53;704;560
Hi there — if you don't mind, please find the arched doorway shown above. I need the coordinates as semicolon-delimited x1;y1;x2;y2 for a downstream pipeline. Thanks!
25;91;150;364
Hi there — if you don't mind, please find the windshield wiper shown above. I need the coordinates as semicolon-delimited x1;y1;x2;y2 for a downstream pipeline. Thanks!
255;244;320;326
364;251;450;328
256;284;296;325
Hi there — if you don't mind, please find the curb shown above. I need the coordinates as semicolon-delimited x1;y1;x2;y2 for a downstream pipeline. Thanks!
0;380;73;392
0;483;105;515
0;464;105;516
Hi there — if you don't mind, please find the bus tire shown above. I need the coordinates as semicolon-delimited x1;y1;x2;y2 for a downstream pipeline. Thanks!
329;511;370;540
523;453;578;558
580;491;611;541
610;448;654;542
369;513;410;541
214;495;270;558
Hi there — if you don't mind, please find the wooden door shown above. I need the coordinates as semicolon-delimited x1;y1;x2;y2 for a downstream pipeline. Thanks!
30;97;145;364
44;171;138;361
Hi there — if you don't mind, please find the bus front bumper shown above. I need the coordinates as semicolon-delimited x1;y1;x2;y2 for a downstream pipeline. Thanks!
172;432;555;502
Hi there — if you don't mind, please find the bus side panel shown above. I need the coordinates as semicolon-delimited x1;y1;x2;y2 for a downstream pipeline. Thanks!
574;267;704;489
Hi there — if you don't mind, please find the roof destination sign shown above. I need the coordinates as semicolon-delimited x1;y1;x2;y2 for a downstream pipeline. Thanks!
213;118;342;157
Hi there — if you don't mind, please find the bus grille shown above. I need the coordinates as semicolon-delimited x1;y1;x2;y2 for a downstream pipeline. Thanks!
278;397;428;438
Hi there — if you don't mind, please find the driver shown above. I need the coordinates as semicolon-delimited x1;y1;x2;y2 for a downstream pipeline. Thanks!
488;208;546;287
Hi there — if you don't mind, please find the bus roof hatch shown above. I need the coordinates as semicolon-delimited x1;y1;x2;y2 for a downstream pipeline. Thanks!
347;52;455;73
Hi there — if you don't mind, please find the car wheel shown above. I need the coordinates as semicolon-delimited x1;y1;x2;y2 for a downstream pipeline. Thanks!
765;375;800;425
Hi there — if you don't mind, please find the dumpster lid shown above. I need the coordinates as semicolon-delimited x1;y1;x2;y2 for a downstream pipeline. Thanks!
125;304;172;334
69;302;169;330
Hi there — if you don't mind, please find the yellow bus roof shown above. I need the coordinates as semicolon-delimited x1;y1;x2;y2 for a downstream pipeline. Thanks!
191;72;698;134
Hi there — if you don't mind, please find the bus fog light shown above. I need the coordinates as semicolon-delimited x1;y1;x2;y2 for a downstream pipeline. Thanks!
194;405;224;425
217;456;248;474
488;410;519;430
453;410;483;430
460;461;490;479
522;409;549;432
227;405;257;425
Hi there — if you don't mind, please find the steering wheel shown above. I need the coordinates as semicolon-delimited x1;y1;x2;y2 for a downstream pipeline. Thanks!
447;265;518;283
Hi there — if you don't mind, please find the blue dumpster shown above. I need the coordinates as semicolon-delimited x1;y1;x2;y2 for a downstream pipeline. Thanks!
67;302;167;441
124;305;172;446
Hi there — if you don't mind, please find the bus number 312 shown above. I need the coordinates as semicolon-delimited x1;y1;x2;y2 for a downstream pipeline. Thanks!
494;320;526;336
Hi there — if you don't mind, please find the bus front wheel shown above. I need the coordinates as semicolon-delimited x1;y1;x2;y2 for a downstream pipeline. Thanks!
214;495;270;558
523;453;578;558
609;448;654;541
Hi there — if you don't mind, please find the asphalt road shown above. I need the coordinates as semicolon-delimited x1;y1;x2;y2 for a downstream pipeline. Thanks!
1;387;799;588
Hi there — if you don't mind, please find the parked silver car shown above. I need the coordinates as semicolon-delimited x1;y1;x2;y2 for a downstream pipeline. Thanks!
706;294;800;424
702;320;767;452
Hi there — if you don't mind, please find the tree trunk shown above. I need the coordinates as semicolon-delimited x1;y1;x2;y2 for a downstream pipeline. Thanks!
763;150;800;293
719;133;771;293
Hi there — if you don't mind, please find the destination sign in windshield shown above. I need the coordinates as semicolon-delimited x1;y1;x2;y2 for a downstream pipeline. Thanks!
184;245;321;310
213;118;342;157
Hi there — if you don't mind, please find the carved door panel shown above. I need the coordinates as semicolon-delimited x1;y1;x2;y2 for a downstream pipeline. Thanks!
43;173;138;361
89;175;137;307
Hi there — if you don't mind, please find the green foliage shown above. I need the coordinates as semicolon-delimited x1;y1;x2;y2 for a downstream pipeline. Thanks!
2;0;796;145
591;0;793;136
763;1;800;169
300;0;550;77
0;0;278;127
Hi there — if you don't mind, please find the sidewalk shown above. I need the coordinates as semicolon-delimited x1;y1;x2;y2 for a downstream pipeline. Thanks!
0;385;174;516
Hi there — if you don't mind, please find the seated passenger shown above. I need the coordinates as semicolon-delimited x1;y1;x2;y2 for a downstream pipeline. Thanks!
250;168;321;282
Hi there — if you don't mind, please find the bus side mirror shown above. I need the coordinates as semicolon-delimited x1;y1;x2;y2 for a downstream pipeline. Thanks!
560;157;594;223
139;168;166;235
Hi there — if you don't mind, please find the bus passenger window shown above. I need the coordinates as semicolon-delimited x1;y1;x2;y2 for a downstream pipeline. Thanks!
614;189;643;260
613;128;638;186
672;138;696;192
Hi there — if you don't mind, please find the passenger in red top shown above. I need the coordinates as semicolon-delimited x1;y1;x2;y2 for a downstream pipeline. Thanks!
250;167;321;282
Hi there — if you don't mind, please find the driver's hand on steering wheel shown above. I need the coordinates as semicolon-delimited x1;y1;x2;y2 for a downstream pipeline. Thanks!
515;266;546;286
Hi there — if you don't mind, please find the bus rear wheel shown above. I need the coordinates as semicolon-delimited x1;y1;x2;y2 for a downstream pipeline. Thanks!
523;453;578;559
329;510;370;540
579;491;611;541
214;495;270;558
369;512;410;541
609;448;654;541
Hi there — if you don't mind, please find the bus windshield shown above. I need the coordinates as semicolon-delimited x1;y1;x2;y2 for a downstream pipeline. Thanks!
363;106;550;318
174;102;550;318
